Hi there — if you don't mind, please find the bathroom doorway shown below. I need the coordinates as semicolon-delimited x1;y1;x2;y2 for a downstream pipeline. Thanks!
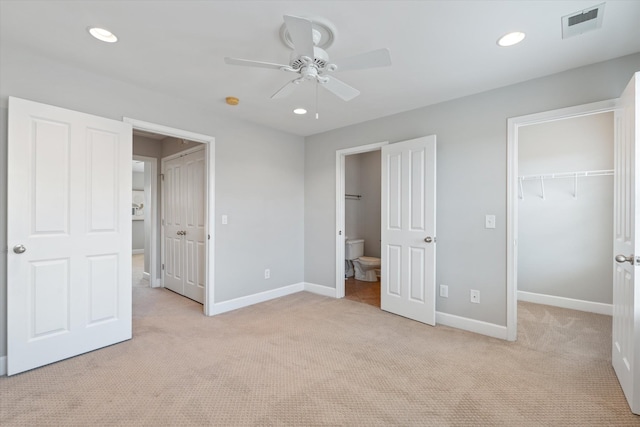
335;141;388;304
338;137;437;323
344;150;382;307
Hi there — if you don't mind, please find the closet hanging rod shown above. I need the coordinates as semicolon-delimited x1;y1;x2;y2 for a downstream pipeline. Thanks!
518;169;613;181
345;194;362;199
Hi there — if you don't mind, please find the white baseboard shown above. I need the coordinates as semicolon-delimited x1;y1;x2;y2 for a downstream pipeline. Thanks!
209;283;305;315
0;356;6;376
518;290;612;316
436;311;508;340
304;282;337;297
132;249;144;255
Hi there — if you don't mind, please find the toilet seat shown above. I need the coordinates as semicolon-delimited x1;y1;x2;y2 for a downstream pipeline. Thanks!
358;256;380;266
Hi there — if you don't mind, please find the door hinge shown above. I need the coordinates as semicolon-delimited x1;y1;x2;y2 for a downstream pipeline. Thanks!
208;234;210;240
162;263;165;270
160;174;164;181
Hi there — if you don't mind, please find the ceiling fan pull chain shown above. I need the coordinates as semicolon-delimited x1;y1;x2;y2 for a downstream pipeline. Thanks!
315;81;319;119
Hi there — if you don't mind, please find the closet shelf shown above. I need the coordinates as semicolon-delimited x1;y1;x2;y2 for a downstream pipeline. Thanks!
518;169;613;181
518;169;613;200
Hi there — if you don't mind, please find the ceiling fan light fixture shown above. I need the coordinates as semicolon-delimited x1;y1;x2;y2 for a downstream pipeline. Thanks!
226;96;240;106
293;108;307;115
497;31;526;47
88;27;118;43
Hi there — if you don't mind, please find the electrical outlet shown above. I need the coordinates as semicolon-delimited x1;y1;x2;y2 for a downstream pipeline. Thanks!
264;269;270;279
439;284;449;298
470;290;480;304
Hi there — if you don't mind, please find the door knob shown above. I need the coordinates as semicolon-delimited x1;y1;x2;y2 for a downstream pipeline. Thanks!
615;254;634;264
13;244;26;254
424;236;434;243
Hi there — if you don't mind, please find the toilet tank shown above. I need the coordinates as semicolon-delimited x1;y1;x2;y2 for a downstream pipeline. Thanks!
345;239;364;260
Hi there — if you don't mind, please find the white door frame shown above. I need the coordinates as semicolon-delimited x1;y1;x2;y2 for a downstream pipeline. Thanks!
506;99;617;341
335;141;388;298
132;154;159;287
124;118;216;316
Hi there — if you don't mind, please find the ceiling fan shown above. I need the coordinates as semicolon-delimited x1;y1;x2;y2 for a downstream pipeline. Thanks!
224;15;392;102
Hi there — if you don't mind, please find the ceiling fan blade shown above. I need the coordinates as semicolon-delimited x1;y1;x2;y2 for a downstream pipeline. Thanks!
283;15;315;59
331;48;392;72
320;77;360;101
271;80;299;99
224;57;287;70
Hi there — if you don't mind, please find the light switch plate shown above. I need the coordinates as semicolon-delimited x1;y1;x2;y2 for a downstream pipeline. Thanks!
485;215;496;229
439;284;449;298
222;215;228;225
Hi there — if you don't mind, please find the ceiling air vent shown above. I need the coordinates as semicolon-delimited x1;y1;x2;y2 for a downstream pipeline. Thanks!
562;3;605;39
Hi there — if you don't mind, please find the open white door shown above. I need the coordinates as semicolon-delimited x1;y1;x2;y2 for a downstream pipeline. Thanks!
7;97;132;375
612;72;640;414
381;135;436;325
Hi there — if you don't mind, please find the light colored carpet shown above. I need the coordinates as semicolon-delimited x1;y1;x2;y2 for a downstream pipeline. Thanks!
0;289;637;426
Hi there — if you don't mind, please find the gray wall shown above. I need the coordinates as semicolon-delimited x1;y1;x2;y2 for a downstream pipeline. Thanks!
162;136;203;158
132;171;145;190
0;44;305;358
132;220;145;252
518;112;614;304
345;151;381;258
304;53;640;327
345;154;361;241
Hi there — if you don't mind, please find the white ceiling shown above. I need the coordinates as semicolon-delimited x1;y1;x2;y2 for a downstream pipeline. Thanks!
2;1;639;137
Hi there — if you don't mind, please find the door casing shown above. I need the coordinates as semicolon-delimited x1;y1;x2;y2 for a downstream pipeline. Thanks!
124;118;215;315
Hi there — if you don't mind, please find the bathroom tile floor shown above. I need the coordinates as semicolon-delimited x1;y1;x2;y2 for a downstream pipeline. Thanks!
344;277;381;308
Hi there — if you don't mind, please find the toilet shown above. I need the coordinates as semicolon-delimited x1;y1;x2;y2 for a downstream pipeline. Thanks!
345;239;381;282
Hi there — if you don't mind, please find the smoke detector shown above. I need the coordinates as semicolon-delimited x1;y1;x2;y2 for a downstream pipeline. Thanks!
562;3;605;39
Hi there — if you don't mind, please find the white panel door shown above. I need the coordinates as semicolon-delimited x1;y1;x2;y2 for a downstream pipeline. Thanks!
381;135;436;325
162;156;184;295
7;97;132;375
161;148;205;303
612;72;640;415
182;150;206;303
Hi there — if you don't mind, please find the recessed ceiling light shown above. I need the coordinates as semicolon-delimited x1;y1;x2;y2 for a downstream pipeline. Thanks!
293;108;307;115
88;27;118;43
497;31;526;47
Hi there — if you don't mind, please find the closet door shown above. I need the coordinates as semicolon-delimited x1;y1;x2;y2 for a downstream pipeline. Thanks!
162;156;184;295
182;149;206;303
162;148;206;303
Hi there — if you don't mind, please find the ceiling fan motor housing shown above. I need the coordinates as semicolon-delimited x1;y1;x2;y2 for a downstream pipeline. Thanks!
290;46;329;70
